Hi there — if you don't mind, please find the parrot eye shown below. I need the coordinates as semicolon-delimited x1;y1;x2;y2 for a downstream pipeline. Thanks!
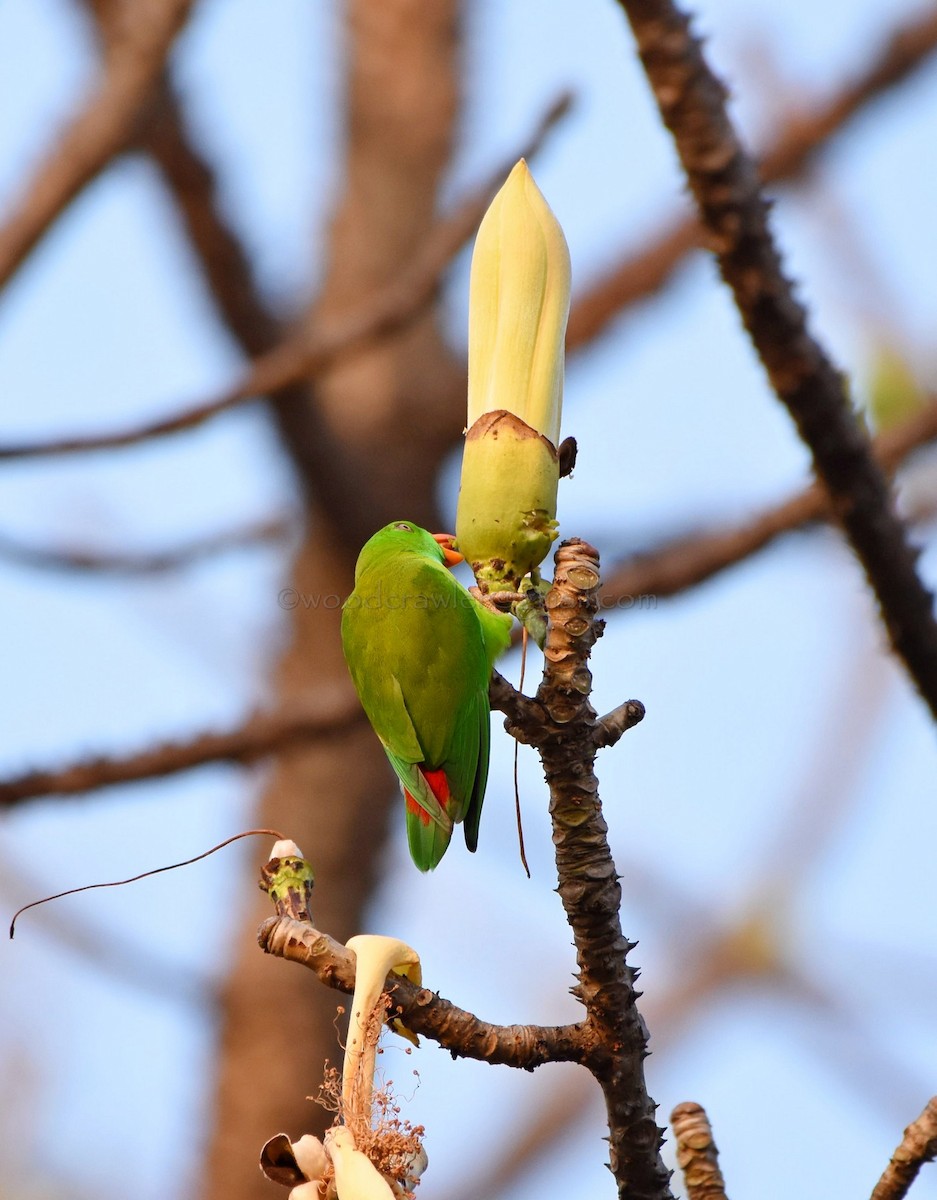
394;522;413;532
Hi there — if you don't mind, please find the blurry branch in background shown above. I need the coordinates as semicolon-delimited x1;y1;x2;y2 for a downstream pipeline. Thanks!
0;515;294;576
787;967;935;1126
611;0;937;723
601;398;937;604
0;335;307;459
870;1098;937;1200
140;75;572;362
0;92;573;465
567;4;937;348
0;0;196;292
0;696;364;809
670;1103;729;1200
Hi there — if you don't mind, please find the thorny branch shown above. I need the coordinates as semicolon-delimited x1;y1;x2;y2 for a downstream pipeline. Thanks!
258;915;587;1071
870;1098;937;1200
614;0;937;722
535;539;670;1200
0;0;195;292
567;4;937;348
0;698;364;809
261;541;666;1200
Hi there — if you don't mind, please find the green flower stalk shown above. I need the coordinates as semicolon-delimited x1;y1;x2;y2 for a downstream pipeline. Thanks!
455;158;571;593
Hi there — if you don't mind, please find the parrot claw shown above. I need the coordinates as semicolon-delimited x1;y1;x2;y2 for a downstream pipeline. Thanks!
470;585;524;614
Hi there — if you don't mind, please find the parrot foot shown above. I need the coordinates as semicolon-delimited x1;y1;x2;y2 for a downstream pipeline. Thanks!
470;585;525;614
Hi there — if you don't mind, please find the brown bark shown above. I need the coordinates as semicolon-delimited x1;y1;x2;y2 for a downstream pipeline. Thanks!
670;1103;729;1200
200;5;463;1199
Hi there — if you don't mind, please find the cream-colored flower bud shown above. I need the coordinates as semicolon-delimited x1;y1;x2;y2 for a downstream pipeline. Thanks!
456;159;571;591
467;159;570;444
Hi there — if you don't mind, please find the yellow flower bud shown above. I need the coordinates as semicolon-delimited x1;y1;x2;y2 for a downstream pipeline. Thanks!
456;159;571;591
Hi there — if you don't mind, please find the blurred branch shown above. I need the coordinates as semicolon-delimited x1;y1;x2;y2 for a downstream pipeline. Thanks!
671;1102;728;1200
0;334;317;460
870;1099;937;1200
602;398;937;604
0;92;573;465
787;967;936;1128
0;0;195;292
568;5;937;348
610;0;937;721
258;915;587;1069
141;77;572;361
137;82;282;357
0;697;364;808
0;515;293;575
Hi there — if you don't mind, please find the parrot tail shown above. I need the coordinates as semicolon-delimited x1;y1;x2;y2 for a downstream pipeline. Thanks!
405;768;454;871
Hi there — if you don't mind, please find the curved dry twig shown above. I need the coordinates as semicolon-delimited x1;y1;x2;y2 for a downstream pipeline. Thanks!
614;0;937;721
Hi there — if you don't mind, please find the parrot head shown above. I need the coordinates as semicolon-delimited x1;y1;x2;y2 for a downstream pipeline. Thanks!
355;521;464;578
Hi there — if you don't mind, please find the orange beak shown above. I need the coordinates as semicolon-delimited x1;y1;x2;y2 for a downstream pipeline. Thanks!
432;532;464;568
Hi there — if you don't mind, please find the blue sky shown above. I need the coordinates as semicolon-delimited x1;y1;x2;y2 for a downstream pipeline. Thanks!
2;1;937;1198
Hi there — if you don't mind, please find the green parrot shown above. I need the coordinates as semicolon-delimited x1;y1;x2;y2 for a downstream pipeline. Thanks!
341;521;513;871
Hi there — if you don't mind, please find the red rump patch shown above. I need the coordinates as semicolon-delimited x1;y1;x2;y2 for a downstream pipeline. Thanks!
405;767;451;827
